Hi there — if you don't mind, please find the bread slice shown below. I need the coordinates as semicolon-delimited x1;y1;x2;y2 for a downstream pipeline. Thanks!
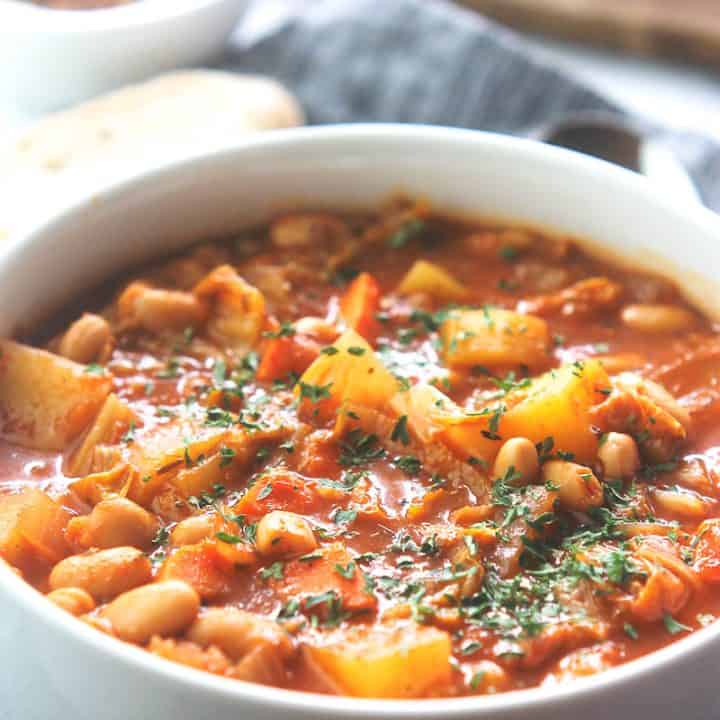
0;71;304;240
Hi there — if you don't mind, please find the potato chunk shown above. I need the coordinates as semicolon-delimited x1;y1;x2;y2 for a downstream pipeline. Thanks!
397;260;468;302
306;623;452;698
0;340;111;451
297;330;397;424
440;308;549;369
0;488;71;568
390;383;499;467
500;360;611;464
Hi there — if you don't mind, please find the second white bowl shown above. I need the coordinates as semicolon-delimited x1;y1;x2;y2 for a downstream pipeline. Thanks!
0;0;246;111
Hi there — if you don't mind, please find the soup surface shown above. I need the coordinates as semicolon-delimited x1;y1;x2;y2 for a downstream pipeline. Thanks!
2;199;720;699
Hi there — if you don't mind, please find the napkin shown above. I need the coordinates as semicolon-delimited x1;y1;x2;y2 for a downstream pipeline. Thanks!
222;0;720;212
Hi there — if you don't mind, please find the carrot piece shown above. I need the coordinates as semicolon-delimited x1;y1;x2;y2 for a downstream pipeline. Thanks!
158;542;232;600
406;488;446;522
256;337;294;382
278;542;377;614
256;336;320;383
233;472;324;518
340;272;382;343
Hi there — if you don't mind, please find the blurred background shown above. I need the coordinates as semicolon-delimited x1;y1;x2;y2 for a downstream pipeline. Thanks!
1;0;719;236
455;0;720;139
1;0;719;133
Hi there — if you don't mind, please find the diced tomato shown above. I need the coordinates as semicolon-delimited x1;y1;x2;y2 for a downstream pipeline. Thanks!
256;335;321;383
340;272;382;344
233;471;324;517
694;519;720;583
158;542;232;600
278;542;377;614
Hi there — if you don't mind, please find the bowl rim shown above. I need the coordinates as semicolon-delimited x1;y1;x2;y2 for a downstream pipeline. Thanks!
0;0;240;32
2;122;720;715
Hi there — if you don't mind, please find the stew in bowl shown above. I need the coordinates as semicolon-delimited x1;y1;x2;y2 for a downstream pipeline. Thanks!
2;193;719;700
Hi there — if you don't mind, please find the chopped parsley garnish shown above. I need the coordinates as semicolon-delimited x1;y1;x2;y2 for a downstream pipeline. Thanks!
152;525;170;546
188;483;227;510
156;357;180;379
333;508;358;526
84;363;105;375
386;219;425;249
212;359;227;386
339;430;385;466
624;623;639;640
263;322;296;339
299;381;333;403
259;561;285;580
120;421;136;445
215;531;243;544
219;446;236;468
663;614;692;635
205;406;235;428
395;455;422;475
334;561;356;579
498;244;519;261
279;440;295;454
391;415;410;446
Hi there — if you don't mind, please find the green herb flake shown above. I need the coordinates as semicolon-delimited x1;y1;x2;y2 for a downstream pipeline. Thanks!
334;561;356;579
215;531;243;544
470;671;485;690
333;508;358;526
391;415;411;446
623;622;639;640
263;322;296;339
219;446;236;468
663;613;692;635
299;381;333;403
259;561;285;580
84;363;105;375
395;455;422;475
386;219;425;249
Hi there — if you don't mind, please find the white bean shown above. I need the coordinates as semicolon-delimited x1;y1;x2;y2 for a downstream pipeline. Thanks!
542;461;603;512
102;580;200;644
256;510;317;559
493;437;539;486
621;304;696;334
49;547;151;602
598;433;640;479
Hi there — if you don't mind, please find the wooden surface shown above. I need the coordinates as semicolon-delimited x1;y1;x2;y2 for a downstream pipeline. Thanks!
457;0;720;66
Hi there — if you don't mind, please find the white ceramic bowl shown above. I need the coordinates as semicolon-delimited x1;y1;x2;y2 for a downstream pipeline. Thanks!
0;0;245;112
2;125;720;720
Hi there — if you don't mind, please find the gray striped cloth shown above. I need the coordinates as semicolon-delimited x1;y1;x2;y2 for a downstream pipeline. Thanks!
222;0;720;212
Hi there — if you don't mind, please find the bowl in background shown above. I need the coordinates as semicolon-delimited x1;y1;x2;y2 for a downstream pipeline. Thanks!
0;0;246;112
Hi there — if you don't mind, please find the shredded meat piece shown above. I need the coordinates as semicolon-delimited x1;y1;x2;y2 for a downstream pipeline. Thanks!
520;277;623;318
589;390;686;464
515;614;610;670
147;637;232;675
542;642;624;686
